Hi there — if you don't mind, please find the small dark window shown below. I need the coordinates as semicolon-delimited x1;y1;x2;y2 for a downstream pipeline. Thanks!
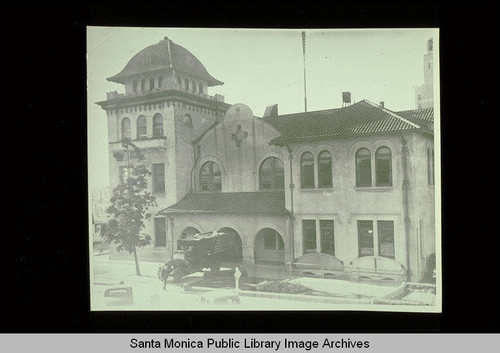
356;148;372;187
259;157;284;190
318;151;333;188
141;79;146;91
320;220;335;256
199;83;203;94
200;161;222;192
375;147;392;186
137;115;147;139
153;114;163;138
177;76;182;87
358;220;374;257
158;76;163;89
377;221;395;259
154;218;167;247
303;220;317;254
192;81;196;92
133;80;138;92
300;152;315;189
185;78;189;90
149;77;155;90
152;163;165;194
121;118;131;140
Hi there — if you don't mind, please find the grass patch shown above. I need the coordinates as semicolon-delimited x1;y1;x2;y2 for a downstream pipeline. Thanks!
256;280;311;294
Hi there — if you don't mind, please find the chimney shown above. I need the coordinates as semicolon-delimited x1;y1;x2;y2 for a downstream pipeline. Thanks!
263;104;278;118
379;101;385;109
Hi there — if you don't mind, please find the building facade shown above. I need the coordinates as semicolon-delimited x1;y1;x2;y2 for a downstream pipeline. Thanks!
414;38;434;109
98;38;436;282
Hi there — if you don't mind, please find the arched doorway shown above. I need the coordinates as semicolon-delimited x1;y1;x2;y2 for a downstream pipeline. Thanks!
180;226;200;239
254;228;285;265
218;227;243;263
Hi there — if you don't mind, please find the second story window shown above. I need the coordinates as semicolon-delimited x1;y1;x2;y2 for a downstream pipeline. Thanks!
153;114;163;138
200;161;222;192
137;115;147;139
121;118;131;140
152;163;165;194
259;157;284;190
300;152;315;189
199;83;203;94
318;151;333;188
375;147;392;186
355;148;372;187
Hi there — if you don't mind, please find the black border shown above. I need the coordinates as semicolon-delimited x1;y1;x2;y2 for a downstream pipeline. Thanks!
1;1;499;333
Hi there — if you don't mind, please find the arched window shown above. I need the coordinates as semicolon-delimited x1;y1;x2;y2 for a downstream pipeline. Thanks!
355;148;372;187
200;161;222;192
300;152;315;189
183;114;192;127
121;118;131;140
136;115;147;139
318;151;333;188
375;147;392;186
140;78;146;91
184;78;189;90
153;114;163;138
149;77;155;90
259;157;284;190
192;81;196;92
199;83;203;94
133;80;138;92
158;76;164;89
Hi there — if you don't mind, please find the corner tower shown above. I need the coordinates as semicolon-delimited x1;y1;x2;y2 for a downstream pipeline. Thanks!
97;37;231;261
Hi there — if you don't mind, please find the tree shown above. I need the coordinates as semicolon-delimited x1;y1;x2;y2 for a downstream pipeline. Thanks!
104;138;157;276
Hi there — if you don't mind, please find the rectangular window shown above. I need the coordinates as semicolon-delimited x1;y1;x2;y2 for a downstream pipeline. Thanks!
320;220;335;256
152;163;165;194
154;218;167;247
303;220;317;254
377;221;395;258
119;166;129;184
358;220;374;257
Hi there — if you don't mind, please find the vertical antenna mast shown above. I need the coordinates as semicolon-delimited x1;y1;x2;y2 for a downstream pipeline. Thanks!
302;31;308;113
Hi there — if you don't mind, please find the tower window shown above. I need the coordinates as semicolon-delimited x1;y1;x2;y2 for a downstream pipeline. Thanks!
153;114;163;138
149;77;155;90
185;79;189;90
133;80;138;92
158;76;164;89
121;118;131;140
137;115;147;139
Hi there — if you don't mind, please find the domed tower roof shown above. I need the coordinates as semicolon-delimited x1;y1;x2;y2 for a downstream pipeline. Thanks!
107;36;224;86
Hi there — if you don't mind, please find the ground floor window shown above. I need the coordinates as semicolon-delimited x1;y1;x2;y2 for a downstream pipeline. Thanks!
358;220;374;256
377;220;395;258
358;219;395;258
302;220;317;253
320;220;335;256
154;218;167;247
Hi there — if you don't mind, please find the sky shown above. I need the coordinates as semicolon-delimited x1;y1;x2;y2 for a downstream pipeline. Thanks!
87;27;438;189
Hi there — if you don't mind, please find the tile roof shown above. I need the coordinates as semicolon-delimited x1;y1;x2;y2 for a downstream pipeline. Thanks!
107;37;223;86
396;107;434;126
159;191;289;216
267;100;431;145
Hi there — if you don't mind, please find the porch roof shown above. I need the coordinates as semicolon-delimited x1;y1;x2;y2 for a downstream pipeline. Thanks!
159;191;289;216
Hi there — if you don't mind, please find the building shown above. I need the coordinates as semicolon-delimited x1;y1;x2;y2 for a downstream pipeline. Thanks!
414;38;434;109
97;37;436;282
90;187;111;250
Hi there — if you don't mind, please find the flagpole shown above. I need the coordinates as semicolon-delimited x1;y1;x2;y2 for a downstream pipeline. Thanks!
302;31;307;113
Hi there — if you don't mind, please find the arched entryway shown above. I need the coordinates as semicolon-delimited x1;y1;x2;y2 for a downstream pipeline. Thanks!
180;226;200;239
218;227;243;263
254;228;285;265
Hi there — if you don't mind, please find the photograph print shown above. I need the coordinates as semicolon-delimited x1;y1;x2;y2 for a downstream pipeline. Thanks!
87;27;440;312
